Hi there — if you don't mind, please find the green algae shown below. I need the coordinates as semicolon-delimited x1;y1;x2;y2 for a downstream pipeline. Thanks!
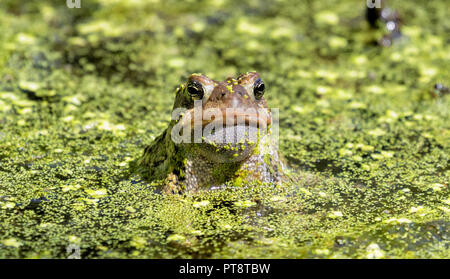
0;0;449;258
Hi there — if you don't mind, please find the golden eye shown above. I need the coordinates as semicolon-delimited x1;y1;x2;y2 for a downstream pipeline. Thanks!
187;80;204;100
253;78;265;99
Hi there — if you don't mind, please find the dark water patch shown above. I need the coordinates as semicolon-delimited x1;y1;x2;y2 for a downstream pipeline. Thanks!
285;155;343;176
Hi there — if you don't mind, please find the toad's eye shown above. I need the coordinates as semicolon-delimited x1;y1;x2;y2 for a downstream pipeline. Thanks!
187;80;204;100
253;78;265;99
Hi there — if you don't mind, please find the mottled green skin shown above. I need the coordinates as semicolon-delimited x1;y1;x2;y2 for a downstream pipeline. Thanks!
133;126;282;193
133;73;282;193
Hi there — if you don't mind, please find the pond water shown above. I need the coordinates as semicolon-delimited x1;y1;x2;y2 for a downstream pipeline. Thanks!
0;0;448;258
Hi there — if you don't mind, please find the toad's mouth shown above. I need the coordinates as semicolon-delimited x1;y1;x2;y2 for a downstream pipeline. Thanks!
173;108;271;161
191;123;262;162
181;108;271;130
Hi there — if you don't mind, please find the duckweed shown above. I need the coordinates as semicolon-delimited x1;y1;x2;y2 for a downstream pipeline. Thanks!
0;0;448;259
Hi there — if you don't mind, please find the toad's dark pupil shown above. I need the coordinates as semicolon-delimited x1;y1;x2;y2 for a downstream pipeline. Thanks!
187;81;204;98
254;79;265;99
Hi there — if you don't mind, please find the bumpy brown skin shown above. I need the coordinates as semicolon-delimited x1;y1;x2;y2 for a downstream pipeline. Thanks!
132;72;282;194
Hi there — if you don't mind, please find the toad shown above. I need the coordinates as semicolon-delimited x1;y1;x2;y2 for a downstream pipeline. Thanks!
132;72;282;193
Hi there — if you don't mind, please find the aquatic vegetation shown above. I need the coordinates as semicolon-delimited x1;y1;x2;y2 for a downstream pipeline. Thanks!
0;0;448;258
